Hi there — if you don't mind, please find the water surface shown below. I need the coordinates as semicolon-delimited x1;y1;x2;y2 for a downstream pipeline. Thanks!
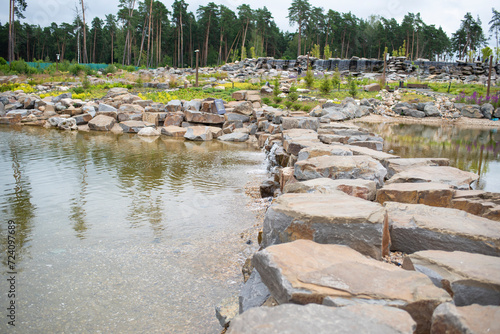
357;122;500;192
0;126;266;333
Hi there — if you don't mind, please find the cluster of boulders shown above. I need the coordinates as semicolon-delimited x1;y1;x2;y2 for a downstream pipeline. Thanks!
219;107;500;333
0;87;269;142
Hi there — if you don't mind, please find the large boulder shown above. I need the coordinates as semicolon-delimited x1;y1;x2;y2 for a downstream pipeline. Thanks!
184;126;213;141
284;178;377;201
253;240;451;333
431;303;500;333
451;190;500;221
160;125;187;137
137;127;160;136
281;117;320;131
376;182;455;207
184;110;225;124
386;202;500;257
384;158;450;179
403;250;500;306
297;143;353;161
460;105;483;118
88;115;115;131
228;303;416;334
261;192;389;259
218;132;249;142
294;155;387;188
386;166;478;190
119;120;146;133
282;129;320;155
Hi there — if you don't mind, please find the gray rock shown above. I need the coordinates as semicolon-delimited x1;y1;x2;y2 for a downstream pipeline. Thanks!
284;178;377;201
82;105;96;117
239;270;270;314
137;127;160;136
215;295;239;328
58;118;77;130
71;113;92;125
424;104;441;117
281;117;320;131
6;109;29;117
166;99;183;112
460;105;483;118
431;303;500;334
294;155;387;188
253;240;450;333
98;103;117;112
226;112;250;123
52;92;72;103
386;166;478;190
184;126;213;141
119;121;146;133
48;117;64;127
218;132;249;142
260;179;278;198
386;202;500;257
494;108;500;118
261;192;388;259
384;158;450;179
403;250;500;306
403;108;426;118
88;115;116;131
228;303;416;334
480;103;494;119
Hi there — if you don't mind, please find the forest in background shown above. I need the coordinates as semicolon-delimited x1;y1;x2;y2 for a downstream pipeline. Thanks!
2;0;499;68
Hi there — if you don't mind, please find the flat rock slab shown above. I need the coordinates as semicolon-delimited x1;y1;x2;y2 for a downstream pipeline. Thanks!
261;192;389;259
284;177;377;201
184;110;225;124
376;182;455;207
218;132;249;142
228;303;416;334
253;240;451;333
431;303;500;334
184;126;213;141
119;120;146;133
384;158;450;179
403;250;500;306
386;166;479;190
282;129;320;155
386;202;500;257
451;190;500;222
281;117;320;131
297;143;353;161
294;155;387;188
342;144;400;161
160;125;187;137
88;115;115;131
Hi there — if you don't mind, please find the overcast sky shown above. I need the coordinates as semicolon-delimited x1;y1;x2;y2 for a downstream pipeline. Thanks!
1;0;497;46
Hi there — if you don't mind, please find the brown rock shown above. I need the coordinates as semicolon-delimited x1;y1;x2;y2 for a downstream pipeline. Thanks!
431;303;500;334
284;177;377;201
261;193;389;259
384;158;450;179
451;190;500;221
376;182;455;207
386;202;500;257
184;110;225;124
253;240;451;333
403;250;500;306
88;115;115;131
386;166;479;190
160;125;187;137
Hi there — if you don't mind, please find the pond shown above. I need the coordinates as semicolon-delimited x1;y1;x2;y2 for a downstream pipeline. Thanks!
357;122;500;192
0;126;266;333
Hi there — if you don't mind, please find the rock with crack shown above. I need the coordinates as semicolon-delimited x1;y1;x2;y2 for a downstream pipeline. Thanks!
384;158;450;179
88;115;115;131
403;250;500;306
386;166;478;190
430;303;500;334
252;240;451;333
261;192;389;259
294;155;387;188
386;202;500;257
284;178;377;201
376;182;455;207
228;303;416;334
282;129;320;156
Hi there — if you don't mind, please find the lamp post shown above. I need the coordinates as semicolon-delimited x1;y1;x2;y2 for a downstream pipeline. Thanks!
195;49;199;87
56;54;60;72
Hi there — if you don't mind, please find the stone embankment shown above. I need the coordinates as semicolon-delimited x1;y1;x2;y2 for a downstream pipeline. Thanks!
1;83;500;334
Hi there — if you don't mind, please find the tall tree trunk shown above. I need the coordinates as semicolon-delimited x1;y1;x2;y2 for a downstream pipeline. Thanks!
137;13;149;67
93;28;96;63
146;0;153;67
81;0;88;63
297;18;302;58
241;19;249;60
180;10;183;68
111;33;113;64
204;13;211;66
26;31;29;62
411;29;415;60
8;0;13;61
218;27;223;66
